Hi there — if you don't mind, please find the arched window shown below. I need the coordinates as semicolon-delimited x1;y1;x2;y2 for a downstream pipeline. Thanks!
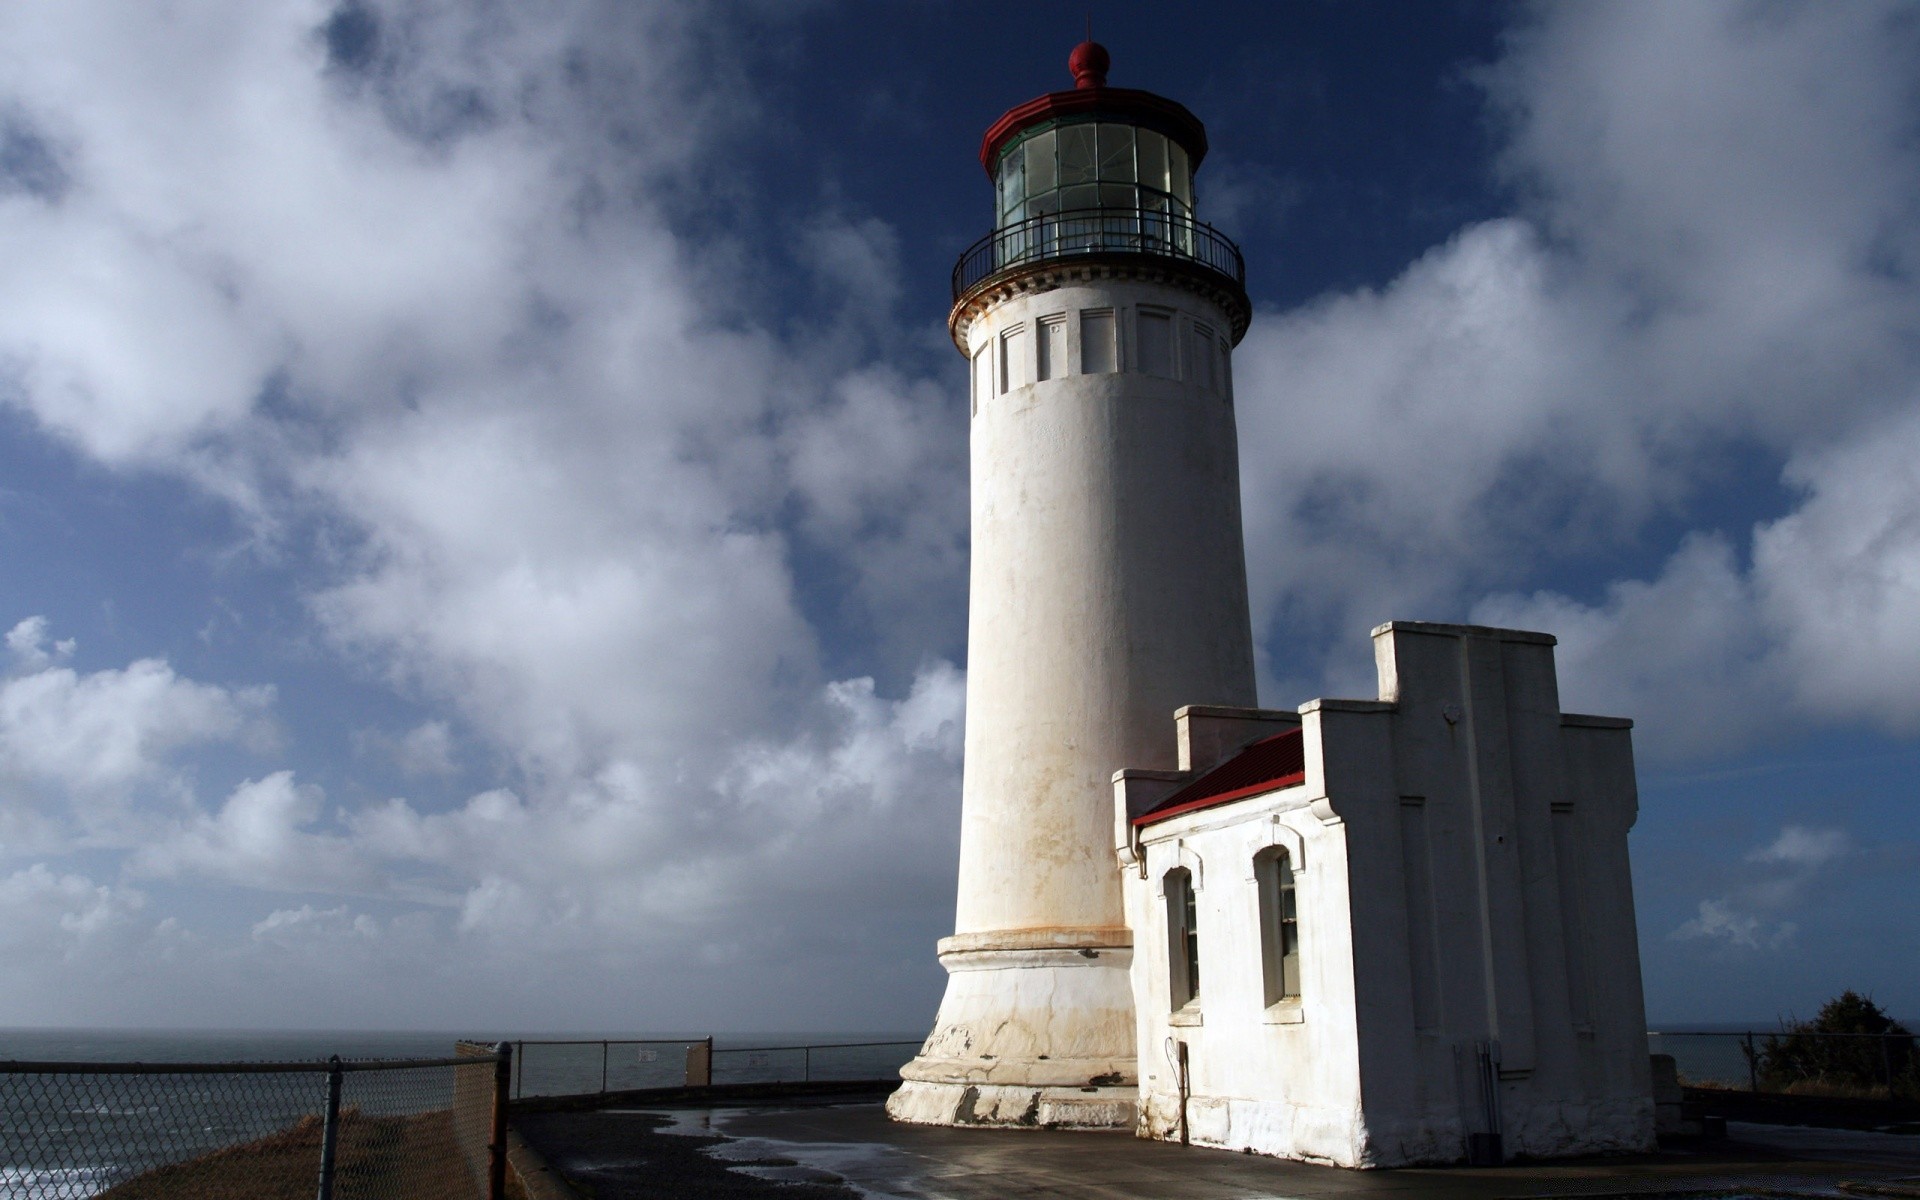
1255;848;1300;1005
1165;867;1200;1010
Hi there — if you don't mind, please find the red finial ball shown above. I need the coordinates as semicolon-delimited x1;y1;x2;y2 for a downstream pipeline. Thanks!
1069;40;1109;89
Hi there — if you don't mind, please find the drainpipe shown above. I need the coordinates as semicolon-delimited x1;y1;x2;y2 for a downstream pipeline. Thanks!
1164;1037;1191;1146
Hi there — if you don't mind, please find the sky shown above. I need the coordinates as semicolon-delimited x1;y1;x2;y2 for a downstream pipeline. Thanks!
1;0;1917;1034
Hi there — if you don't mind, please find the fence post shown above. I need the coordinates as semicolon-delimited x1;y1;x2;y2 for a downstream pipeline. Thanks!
515;1041;523;1100
602;1040;609;1094
316;1055;343;1200
804;1045;811;1083
1883;1034;1896;1092
489;1042;511;1200
1745;1032;1758;1093
686;1037;712;1087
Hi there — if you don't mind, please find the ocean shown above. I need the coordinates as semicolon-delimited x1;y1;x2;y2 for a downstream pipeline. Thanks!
0;1028;923;1199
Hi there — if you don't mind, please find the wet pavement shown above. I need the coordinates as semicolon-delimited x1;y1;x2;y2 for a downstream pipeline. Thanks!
512;1092;1920;1199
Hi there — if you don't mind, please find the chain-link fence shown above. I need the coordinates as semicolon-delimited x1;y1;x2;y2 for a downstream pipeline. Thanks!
1649;1029;1919;1098
0;1043;510;1200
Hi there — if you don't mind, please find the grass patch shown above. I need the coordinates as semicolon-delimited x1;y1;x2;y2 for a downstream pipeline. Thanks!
96;1108;497;1200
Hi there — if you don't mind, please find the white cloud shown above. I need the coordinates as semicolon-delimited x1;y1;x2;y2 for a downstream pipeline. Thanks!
0;0;969;1025
1672;899;1785;952
1753;407;1920;724
1671;824;1856;952
252;903;380;945
0;0;1917;1027
356;719;459;778
5;616;74;671
395;720;458;777
1475;400;1920;758
0;620;276;838
341;661;964;946
0;863;144;956
1236;2;1920;760
1749;826;1852;871
132;771;377;894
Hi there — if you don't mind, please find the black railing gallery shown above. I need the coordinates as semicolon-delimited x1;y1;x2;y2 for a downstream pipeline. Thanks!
952;206;1245;301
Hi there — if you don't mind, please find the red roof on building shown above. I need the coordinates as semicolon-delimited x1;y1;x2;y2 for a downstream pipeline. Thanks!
1132;727;1306;827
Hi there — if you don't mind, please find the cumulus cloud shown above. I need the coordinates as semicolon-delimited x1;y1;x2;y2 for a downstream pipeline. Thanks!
251;904;381;945
2;0;1918;1026
6;616;74;671
0;0;973;1025
1;618;276;843
1236;1;1920;761
1476;400;1920;758
355;719;459;778
1672;824;1857;951
131;771;378;895
0;863;144;954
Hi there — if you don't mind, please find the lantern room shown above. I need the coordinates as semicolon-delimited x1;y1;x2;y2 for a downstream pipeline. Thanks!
991;120;1194;229
952;42;1249;345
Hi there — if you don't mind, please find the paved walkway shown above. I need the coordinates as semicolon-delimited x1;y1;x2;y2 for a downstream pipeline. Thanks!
513;1094;1920;1199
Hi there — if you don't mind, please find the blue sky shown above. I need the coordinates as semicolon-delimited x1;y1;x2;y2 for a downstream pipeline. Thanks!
1;0;1916;1033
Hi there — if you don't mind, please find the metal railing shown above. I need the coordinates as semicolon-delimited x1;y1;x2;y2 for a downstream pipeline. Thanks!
510;1037;922;1100
511;1038;704;1101
952;206;1245;301
1649;1029;1917;1098
710;1040;922;1087
0;1043;510;1200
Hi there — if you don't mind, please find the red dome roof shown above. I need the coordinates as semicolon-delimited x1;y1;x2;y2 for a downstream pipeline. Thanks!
1068;40;1110;89
977;44;1208;176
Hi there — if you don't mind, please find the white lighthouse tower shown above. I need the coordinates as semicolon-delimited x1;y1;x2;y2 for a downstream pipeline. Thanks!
889;42;1257;1130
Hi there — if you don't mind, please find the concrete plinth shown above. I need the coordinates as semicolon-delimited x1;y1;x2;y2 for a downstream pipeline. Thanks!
889;932;1137;1129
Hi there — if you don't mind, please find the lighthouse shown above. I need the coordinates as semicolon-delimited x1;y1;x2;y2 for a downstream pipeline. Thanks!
889;42;1258;1130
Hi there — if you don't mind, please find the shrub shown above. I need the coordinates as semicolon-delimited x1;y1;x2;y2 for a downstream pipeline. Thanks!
1755;991;1917;1099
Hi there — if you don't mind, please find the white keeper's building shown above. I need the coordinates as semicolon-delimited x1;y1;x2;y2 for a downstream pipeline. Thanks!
888;42;1657;1168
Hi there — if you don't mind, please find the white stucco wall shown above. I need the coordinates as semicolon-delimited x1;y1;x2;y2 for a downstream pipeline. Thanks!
893;275;1258;1129
1119;622;1656;1166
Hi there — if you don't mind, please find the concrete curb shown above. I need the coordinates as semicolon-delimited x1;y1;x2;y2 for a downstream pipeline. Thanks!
505;1126;583;1200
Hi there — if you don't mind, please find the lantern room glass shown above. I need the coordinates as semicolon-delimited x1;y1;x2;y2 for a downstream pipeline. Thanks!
995;122;1194;229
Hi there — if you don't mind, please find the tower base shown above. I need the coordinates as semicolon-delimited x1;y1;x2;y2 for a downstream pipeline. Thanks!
888;930;1137;1130
886;1079;1137;1129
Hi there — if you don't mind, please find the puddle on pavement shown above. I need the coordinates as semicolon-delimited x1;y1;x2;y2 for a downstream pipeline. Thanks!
600;1107;723;1137
701;1110;925;1199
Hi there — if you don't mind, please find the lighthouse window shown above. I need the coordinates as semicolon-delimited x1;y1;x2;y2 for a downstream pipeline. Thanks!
1025;130;1057;196
1190;322;1216;391
1098;124;1135;183
1256;848;1301;1004
1169;141;1192;207
1137;310;1175;379
1166;867;1200;1009
1137;129;1168;193
1037;315;1067;382
996;149;1022;221
971;345;990;413
999;325;1027;393
995;121;1194;228
1057;124;1098;187
1081;310;1116;374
